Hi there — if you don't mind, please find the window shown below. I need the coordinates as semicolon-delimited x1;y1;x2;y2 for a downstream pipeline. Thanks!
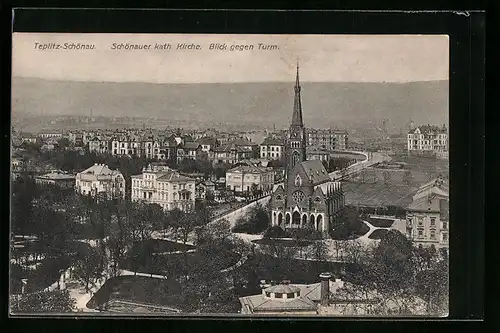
286;293;295;299
265;292;271;297
418;230;423;238
430;217;436;227
430;230;436;239
442;221;448;229
418;217;423;226
275;293;283;299
443;233;448;242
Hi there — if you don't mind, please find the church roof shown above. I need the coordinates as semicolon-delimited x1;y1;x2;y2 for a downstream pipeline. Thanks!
299;160;330;185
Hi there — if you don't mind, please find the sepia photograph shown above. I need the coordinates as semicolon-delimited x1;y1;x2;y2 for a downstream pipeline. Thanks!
10;33;449;317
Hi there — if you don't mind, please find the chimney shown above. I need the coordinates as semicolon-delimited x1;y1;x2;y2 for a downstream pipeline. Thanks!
319;272;332;307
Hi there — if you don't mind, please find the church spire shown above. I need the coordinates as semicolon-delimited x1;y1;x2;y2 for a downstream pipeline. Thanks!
291;62;303;127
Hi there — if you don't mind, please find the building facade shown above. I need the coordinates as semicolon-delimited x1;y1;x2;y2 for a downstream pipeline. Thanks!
226;163;275;194
270;64;345;233
405;177;449;251
131;164;195;212
307;129;348;151
260;137;285;160
75;164;125;198
407;125;448;157
35;171;75;189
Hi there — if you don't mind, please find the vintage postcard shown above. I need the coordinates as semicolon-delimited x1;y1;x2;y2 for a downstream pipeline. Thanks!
10;33;449;316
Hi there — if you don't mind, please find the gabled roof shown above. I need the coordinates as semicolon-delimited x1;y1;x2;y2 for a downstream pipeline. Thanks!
231;138;258;146
299;160;330;185
157;172;194;182
261;137;284;146
182;142;201;150
196;137;217;145
409;125;447;135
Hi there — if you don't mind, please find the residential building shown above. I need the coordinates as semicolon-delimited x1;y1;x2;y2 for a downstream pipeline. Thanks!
307;129;348;151
75;164;126;198
405;177;449;251
88;137;111;155
260;137;285;160
177;142;202;162
306;146;330;162
196;137;219;153
270;64;345;233
407;125;448;158
131;164;195;212
195;180;216;200
20;133;38;144
37;131;63;141
226;162;275;194
35;171;75;189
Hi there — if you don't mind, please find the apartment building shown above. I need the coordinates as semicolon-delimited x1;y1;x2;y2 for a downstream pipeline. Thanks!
226;162;275;194
131;163;196;212
406;177;449;251
407;125;448;157
75;164;126;198
306;128;348;151
260;137;285;160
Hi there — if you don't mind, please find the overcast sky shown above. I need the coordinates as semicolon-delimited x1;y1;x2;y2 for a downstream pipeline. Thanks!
12;33;449;84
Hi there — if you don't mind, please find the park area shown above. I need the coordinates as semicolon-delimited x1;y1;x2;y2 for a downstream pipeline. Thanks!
120;239;241;277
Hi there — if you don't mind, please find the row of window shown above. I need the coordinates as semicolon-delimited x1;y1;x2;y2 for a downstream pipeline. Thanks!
416;228;448;241
261;146;281;151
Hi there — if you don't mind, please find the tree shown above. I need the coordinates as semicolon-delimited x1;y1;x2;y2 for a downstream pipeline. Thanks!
73;247;106;292
10;290;76;313
310;239;329;261
232;203;270;234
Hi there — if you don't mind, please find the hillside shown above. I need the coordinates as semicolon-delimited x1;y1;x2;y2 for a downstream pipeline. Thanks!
12;77;448;131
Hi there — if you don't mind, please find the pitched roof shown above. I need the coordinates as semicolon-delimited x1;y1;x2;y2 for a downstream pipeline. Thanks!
196;137;217;145
261;137;284;146
231;138;258;146
157;172;194;182
299;160;330;185
183;142;201;150
409;125;447;135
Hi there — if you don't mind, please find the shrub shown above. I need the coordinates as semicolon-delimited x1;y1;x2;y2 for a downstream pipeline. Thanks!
263;226;289;239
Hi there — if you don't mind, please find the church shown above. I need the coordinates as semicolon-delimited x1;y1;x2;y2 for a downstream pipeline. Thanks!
270;64;345;233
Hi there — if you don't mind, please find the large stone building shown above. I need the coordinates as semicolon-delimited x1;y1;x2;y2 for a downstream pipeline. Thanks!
226;162;275;194
131;163;195;212
406;177;449;252
407;124;448;158
307;128;348;151
75;164;125;198
270;64;345;233
260;137;285;160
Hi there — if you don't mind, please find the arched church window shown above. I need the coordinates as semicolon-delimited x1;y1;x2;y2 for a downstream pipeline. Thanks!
294;175;302;187
314;196;321;203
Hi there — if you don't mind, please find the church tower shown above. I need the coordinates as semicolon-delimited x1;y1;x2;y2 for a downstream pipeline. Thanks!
286;62;307;182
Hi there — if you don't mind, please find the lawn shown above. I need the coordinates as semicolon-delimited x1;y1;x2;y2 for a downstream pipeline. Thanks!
368;229;389;240
128;239;195;254
329;220;370;240
251;238;313;247
367;217;395;228
120;249;241;277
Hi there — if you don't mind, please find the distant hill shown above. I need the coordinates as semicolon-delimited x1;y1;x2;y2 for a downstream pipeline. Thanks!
12;77;448;131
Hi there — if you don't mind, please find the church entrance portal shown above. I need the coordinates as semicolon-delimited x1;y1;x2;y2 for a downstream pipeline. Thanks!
292;211;301;226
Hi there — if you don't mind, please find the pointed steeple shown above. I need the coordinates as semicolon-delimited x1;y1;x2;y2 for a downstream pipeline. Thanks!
291;61;303;127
